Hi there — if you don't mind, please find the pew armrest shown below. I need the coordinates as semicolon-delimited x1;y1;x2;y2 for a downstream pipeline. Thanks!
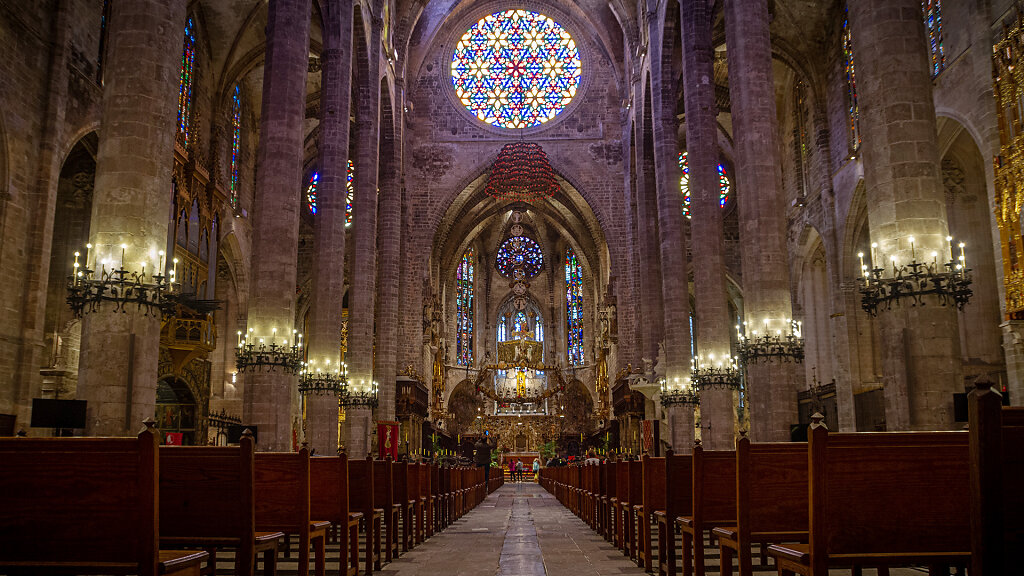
767;543;809;564
159;550;210;575
675;516;694;529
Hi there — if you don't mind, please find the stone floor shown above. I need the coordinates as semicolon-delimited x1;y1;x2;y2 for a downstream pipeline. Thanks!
217;483;939;575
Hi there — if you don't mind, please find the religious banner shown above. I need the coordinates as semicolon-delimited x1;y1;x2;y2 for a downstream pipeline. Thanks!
641;420;654;454
165;432;183;446
378;421;399;461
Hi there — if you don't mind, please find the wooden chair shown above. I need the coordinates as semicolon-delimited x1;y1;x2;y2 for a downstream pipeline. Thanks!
676;442;735;576
0;423;208;576
655;450;693;576
159;431;283;576
349;457;382;573
968;382;1024;576
712;437;808;576
254;447;329;576
309;454;359;576
768;423;970;576
638;456;666;572
373;459;399;562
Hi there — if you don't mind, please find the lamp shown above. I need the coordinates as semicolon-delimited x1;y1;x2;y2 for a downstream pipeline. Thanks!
484;142;561;202
65;245;178;317
659;376;699;406
341;379;379;408
691;353;741;390
858;237;973;316
298;360;347;396
235;328;303;373
736;319;804;364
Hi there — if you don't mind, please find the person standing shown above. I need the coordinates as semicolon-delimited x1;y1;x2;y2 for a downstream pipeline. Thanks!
474;437;492;488
532;457;540;481
515;459;524;483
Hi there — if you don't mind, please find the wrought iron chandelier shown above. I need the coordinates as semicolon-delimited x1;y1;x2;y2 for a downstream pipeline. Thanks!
858;237;973;316
235;328;303;373
298;360;347;396
65;245;179;318
658;376;700;406
484;142;561;202
691;354;742;390
340;380;379;408
736;319;804;364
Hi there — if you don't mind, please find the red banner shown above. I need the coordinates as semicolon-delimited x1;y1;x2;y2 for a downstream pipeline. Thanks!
641;420;654;454
165;432;184;446
378;421;399;461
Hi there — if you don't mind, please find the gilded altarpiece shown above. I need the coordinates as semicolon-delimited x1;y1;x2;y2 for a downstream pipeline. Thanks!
994;15;1024;317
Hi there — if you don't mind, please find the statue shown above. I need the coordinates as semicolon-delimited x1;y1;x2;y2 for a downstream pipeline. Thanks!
653;341;666;380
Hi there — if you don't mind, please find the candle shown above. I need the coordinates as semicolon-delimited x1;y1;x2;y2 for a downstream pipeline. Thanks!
871;242;878;267
946;236;953;262
85;243;92;270
237;331;242;347
272;328;277;344
959;242;966;269
158;250;165;274
120;244;127;269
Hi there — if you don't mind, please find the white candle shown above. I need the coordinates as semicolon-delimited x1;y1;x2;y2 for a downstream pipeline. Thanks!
946;236;953;261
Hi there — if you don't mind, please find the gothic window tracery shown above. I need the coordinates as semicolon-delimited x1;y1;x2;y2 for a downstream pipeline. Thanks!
305;160;355;227
843;10;861;150
229;86;241;208
457;249;475;366
678;151;730;219
496;235;543;278
451;9;581;129
923;0;945;77
178;16;197;143
565;248;584;366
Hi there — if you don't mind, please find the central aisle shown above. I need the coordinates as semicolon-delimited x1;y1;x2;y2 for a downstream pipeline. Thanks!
380;483;649;576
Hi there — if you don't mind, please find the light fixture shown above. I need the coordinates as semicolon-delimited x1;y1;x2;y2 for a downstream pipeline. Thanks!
235;328;303;373
484;142;561;202
65;245;178;317
858;236;973;316
691;354;741;390
659;376;699;406
736;319;804;364
298;359;347;396
340;379;379;408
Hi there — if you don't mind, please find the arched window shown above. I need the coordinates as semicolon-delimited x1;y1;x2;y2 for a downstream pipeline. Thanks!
306;160;355;224
97;0;111;84
229;86;241;208
678;151;730;219
496;236;543;277
793;80;811;199
451;10;581;129
456;249;475;366
566;248;585;366
842;9;860;150
923;0;944;77
178;16;197;143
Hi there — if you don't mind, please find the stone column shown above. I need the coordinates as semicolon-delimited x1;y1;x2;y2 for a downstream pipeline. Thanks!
635;81;665;363
242;0;311;451
650;12;694;451
342;17;382;457
76;0;186;436
724;0;802;441
849;0;961;430
306;0;353;455
374;117;400;422
679;0;734;450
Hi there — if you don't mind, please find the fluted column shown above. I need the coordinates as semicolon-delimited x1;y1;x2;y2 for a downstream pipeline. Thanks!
849;0;961;430
306;0;353;454
77;0;187;436
651;10;694;451
242;0;311;451
679;0;734;450
724;0;802;441
342;16;382;456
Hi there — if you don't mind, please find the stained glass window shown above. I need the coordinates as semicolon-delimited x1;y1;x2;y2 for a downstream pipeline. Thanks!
306;160;355;224
97;0;111;84
457;250;475;366
178;16;197;142
678;152;730;219
843;11;861;150
229;86;241;208
793;81;810;199
451;10;581;129
496;236;543;277
923;0;944;77
566;248;584;366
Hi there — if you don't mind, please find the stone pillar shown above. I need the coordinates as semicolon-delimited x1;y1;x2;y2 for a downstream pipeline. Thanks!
650;12;694;451
679;0;734;450
849;0;961;430
342;16;382;456
374;100;400;422
635;81;665;363
618;110;642;368
724;0;802;441
76;0;187;436
242;0;311;451
306;0;353;455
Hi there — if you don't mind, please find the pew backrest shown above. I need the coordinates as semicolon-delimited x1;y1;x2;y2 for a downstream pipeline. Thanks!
615;461;629;502
642;456;666;513
254;449;311;533
736;438;807;535
692;446;735;525
309;454;349;525
348;458;375;516
665;453;693;519
373;459;393;511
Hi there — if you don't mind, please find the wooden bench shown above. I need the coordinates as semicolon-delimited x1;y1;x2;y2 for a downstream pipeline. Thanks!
349;457;382;573
309;454;359;576
613;460;630;552
655;450;693;576
712;436;808;576
393;462;416;552
410;463;425;544
159;431;283;576
418;463;434;540
768;423;970;576
373;458;400;562
602;461;618;543
638;456;666;572
969;382;1024;576
677;442;735;576
626;459;643;562
254;447;328;576
0;422;208;576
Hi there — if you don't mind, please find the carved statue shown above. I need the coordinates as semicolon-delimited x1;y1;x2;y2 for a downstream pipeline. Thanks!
653;341;666;379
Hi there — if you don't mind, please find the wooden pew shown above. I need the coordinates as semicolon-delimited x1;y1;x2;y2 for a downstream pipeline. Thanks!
655;450;693;576
254;447;329;576
418;463;434;540
373;459;399;562
638;456;666;572
768;424;970;576
349;457;382;573
613;460;630;551
602;460;618;543
712;437;808;576
393;462;416;552
0;423;208;576
159;431;283;576
626;459;643;562
410;463;425;544
431;464;442;532
676;442;735;576
309;454;359;576
968;382;1024;576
